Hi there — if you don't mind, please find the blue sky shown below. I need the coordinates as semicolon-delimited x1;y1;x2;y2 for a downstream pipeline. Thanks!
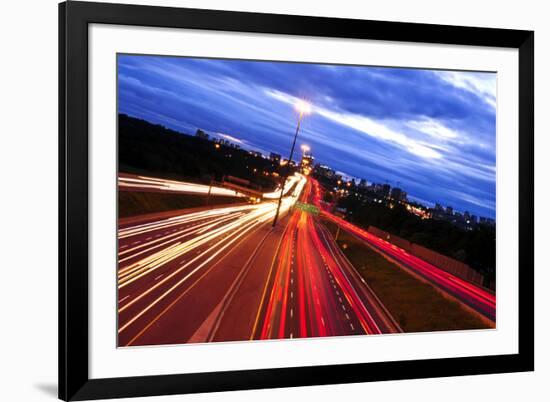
118;55;497;218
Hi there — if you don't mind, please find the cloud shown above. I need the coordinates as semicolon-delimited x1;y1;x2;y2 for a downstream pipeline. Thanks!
216;133;245;144
265;89;443;160
434;71;496;109
117;55;497;217
407;118;459;140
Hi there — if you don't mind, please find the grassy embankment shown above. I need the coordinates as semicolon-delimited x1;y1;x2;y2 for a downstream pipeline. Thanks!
118;191;243;218
322;220;492;332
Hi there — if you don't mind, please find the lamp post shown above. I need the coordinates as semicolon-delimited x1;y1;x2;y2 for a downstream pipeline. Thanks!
272;100;311;227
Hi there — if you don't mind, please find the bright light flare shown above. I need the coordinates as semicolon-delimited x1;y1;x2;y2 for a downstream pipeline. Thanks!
295;100;312;115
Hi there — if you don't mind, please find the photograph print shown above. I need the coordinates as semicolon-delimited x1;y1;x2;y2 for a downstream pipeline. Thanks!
116;54;496;347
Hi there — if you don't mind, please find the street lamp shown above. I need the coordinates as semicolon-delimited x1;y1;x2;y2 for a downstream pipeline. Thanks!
272;100;311;227
301;144;310;155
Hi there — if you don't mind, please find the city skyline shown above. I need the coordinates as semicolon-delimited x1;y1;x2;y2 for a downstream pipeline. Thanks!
118;55;497;218
198;130;494;222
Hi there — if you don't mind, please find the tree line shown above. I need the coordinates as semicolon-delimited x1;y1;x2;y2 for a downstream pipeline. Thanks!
118;114;279;190
338;194;496;282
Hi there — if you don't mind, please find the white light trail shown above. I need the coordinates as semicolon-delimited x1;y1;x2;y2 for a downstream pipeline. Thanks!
119;175;246;197
262;173;303;199
117;174;307;334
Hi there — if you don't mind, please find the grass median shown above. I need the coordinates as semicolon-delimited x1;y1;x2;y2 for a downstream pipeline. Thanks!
322;220;492;333
118;190;243;218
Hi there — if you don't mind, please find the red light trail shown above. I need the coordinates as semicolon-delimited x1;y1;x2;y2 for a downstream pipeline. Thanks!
310;179;496;323
116;174;490;347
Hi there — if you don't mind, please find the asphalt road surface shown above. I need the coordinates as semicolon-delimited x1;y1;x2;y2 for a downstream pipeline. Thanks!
117;176;400;346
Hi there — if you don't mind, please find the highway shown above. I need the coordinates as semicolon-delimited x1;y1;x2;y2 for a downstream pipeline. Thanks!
310;179;496;323
117;174;400;346
118;174;306;346
252;182;401;339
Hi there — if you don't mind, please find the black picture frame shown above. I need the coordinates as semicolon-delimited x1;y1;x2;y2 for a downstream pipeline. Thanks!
59;1;534;400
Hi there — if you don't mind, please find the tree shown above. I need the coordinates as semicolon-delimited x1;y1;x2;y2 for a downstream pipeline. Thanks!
323;192;334;203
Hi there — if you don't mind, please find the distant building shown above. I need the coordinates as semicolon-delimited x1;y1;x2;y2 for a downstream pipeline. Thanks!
298;153;313;175
390;187;403;200
195;129;209;140
269;153;281;163
215;138;230;146
359;178;367;188
249;151;263;158
432;204;446;220
315;164;336;179
431;203;489;230
382;183;391;198
300;153;314;168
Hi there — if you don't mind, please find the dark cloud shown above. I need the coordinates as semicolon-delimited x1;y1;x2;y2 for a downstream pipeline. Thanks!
118;55;496;218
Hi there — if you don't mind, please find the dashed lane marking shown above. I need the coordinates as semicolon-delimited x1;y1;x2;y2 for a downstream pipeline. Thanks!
119;295;131;303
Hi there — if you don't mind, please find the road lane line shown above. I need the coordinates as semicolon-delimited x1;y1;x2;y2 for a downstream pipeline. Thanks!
119;295;131;303
122;175;309;343
204;227;275;343
122;220;265;341
249;216;293;340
